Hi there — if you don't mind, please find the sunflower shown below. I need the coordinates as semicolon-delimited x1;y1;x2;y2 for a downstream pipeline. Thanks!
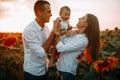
2;36;17;48
94;57;119;72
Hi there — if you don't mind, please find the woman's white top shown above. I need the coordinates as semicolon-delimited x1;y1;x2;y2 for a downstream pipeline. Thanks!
56;34;88;75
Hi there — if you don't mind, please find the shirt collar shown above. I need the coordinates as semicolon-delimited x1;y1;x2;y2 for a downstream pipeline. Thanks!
34;20;43;31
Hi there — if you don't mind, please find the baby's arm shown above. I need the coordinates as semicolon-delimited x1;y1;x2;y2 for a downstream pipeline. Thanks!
67;24;73;31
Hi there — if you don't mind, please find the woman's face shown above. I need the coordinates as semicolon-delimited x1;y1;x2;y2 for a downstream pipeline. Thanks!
76;15;88;29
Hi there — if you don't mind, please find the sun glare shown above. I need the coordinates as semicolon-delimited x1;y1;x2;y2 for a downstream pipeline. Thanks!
0;6;34;32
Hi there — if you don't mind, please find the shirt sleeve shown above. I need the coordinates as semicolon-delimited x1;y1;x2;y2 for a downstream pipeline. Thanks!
23;29;46;57
56;36;88;53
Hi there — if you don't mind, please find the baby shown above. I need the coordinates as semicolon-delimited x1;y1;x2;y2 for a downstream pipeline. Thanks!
49;6;72;67
54;6;72;36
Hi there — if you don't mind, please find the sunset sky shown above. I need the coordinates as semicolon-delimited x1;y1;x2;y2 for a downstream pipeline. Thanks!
0;0;120;32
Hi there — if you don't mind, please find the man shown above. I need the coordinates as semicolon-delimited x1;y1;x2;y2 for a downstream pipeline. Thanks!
22;0;55;80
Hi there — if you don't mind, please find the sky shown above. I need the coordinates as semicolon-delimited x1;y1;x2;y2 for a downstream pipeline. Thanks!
0;0;120;32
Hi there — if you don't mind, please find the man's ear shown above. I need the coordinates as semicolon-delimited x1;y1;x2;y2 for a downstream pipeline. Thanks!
37;10;42;16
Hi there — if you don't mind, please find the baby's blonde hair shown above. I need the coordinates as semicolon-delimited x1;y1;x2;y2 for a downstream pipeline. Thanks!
59;6;71;14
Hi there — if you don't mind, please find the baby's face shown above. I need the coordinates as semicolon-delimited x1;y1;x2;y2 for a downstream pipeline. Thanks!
60;9;71;21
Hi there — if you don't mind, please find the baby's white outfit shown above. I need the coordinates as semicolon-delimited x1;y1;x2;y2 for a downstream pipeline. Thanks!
59;17;69;31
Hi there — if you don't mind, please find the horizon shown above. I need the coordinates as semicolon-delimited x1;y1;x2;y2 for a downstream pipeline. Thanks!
0;27;119;33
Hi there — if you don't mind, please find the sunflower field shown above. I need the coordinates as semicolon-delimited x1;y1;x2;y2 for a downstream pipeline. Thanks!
0;27;120;80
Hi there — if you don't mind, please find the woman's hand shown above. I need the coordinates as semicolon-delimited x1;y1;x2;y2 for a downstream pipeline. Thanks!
66;29;79;37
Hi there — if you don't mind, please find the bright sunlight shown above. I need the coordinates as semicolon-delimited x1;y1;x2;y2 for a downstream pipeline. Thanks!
0;0;120;32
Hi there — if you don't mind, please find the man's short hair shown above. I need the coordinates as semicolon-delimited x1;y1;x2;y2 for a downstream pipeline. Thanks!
34;0;50;15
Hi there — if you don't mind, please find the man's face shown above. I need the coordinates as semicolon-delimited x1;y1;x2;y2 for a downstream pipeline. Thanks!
41;4;52;23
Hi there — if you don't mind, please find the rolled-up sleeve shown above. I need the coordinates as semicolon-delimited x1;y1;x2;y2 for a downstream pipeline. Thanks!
23;29;46;57
56;36;88;53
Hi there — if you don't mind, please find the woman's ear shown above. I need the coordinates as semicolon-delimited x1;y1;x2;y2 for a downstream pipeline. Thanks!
85;22;88;27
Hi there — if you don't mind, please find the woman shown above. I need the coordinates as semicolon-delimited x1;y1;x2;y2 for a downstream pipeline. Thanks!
53;13;100;80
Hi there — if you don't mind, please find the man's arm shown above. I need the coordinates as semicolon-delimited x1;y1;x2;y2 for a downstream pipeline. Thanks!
42;31;55;52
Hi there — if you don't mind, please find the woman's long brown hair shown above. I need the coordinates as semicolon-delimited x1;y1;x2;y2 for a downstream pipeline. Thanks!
84;14;100;64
